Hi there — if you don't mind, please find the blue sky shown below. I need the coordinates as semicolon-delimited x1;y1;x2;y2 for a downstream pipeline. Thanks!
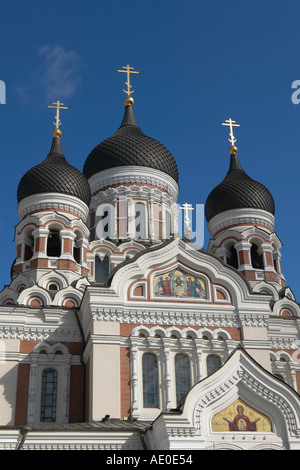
0;0;299;299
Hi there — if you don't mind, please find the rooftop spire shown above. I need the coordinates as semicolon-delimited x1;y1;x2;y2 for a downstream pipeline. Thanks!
222;118;240;154
117;64;139;106
48;100;68;137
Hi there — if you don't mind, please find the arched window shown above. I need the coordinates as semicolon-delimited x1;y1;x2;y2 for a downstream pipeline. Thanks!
40;368;58;422
47;230;61;257
142;353;159;408
135;203;147;239
206;354;222;376
227;245;238;269
175;353;191;406
250;243;264;269
24;229;34;261
95;255;109;282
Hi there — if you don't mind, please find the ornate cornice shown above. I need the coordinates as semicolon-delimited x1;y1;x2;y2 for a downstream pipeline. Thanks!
208;208;275;238
0;324;82;342
87;306;271;329
17;193;89;222
89;166;179;200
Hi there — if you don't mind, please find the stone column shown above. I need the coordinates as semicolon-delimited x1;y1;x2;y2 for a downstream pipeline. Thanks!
130;338;139;419
194;340;203;382
27;359;38;425
234;241;252;271
162;339;172;410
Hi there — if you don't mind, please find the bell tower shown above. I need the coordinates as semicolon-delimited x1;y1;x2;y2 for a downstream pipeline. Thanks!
1;102;91;307
205;119;285;292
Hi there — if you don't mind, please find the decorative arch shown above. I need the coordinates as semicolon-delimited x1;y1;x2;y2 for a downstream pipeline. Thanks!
53;287;83;308
18;287;52;307
149;326;166;338
181;327;198;339
253;281;279;300
212;328;231;340
131;325;151;338
165;327;182;339
273;299;300;318
198;328;213;340
150;349;300;450
38;271;69;291
0;288;18;305
33;342;70;356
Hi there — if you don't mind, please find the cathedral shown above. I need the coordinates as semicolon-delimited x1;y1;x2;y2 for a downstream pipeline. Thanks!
0;66;300;451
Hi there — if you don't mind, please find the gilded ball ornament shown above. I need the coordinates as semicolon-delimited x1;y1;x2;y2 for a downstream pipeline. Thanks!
124;96;134;106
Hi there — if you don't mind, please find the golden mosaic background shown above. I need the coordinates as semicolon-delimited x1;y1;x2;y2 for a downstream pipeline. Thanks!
211;399;272;432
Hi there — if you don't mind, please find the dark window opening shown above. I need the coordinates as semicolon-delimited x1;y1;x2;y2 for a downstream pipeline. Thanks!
40;368;57;422
175;353;191;406
142;353;159;408
227;245;238;269
251;244;264;269
207;354;222;376
47;230;61;257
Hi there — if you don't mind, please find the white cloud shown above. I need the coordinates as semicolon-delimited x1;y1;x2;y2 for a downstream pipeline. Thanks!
37;45;83;101
15;45;83;105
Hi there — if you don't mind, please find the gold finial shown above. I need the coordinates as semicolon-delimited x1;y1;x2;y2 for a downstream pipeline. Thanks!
48;100;68;137
180;203;194;237
222;118;240;154
117;64;139;105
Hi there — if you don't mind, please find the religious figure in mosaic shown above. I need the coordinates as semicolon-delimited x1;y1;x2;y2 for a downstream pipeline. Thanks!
223;404;260;431
153;268;206;299
211;399;272;433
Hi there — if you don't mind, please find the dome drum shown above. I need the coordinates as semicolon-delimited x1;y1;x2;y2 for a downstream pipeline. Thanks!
207;207;276;239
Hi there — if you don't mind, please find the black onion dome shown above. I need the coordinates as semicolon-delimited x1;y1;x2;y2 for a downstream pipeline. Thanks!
17;137;91;206
83;105;179;182
205;152;275;223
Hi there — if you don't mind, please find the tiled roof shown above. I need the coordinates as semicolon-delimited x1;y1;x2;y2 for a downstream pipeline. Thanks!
83;105;179;183
17;137;91;206
205;153;275;222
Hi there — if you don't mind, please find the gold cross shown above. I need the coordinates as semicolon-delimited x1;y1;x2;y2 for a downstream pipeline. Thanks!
180;203;194;234
222;118;240;146
48;100;68;129
117;64;139;96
